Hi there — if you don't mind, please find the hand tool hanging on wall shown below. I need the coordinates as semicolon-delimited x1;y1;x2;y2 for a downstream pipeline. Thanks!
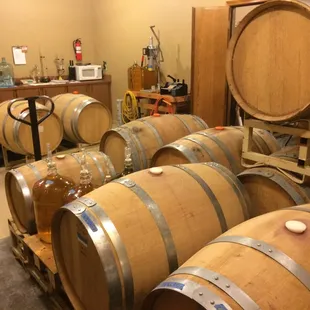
73;38;82;63
7;96;55;161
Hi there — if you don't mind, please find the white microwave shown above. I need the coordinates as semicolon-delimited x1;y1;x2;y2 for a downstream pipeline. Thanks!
75;65;102;81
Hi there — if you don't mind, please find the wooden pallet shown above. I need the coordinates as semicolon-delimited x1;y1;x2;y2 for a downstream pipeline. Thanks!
242;117;310;181
8;219;72;310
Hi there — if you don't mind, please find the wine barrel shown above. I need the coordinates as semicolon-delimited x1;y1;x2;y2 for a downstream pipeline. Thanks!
151;127;279;174
226;0;310;122
52;93;112;144
52;162;250;310
100;114;208;173
5;151;116;234
0;100;63;155
143;205;310;310
238;167;310;218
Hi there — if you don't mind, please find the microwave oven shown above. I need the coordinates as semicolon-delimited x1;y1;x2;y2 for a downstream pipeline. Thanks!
75;65;102;81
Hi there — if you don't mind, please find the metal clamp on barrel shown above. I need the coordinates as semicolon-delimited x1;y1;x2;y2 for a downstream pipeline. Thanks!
7;96;55;161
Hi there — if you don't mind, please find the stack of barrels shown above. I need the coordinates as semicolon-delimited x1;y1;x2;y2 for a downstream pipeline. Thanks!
223;0;310;217
6;1;310;307
0;93;112;156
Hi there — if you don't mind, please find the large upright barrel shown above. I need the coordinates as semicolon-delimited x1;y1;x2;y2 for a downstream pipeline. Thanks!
226;0;310;122
52;93;112;144
5;151;115;234
151;127;279;174
100;114;208;173
52;163;249;310
238;167;310;218
144;205;310;310
0;100;63;155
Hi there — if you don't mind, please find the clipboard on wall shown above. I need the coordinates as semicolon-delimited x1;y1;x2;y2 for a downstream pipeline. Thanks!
12;46;27;65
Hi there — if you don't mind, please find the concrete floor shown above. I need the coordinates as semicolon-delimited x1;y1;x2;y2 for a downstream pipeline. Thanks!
0;168;53;309
0;237;53;309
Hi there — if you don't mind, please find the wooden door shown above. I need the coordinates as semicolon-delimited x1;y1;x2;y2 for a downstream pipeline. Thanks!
191;6;229;127
89;83;112;112
43;86;67;98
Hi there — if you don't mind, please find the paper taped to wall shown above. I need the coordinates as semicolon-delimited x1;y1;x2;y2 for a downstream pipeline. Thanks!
12;47;27;65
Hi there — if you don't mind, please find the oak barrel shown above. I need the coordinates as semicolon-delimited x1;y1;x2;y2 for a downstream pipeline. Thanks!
100;114;208;173
143;205;310;310
52;162;250;310
52;93;112;144
151;126;279;174
5;151;115;234
238;167;310;218
0;100;63;155
226;0;310;122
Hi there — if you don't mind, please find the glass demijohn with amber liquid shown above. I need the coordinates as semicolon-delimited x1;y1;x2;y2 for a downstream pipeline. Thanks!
32;144;75;243
64;150;94;204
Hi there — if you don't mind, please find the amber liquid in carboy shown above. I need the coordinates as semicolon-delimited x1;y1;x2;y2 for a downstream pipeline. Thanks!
33;145;75;243
63;149;94;204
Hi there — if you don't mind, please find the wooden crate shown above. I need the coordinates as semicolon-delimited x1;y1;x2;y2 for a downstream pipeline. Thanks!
242;116;310;182
128;65;158;91
8;219;72;310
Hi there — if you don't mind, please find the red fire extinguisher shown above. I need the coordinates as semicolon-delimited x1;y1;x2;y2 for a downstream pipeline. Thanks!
73;38;82;62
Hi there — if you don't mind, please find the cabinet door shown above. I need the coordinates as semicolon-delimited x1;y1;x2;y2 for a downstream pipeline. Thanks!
67;85;89;95
89;83;112;112
16;88;41;99
0;89;16;103
191;6;229;127
43;86;67;98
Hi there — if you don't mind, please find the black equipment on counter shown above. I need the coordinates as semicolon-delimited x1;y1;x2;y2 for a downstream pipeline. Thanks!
160;75;188;97
68;60;76;80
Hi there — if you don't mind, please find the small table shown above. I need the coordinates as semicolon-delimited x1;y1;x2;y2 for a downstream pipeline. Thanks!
132;91;189;115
